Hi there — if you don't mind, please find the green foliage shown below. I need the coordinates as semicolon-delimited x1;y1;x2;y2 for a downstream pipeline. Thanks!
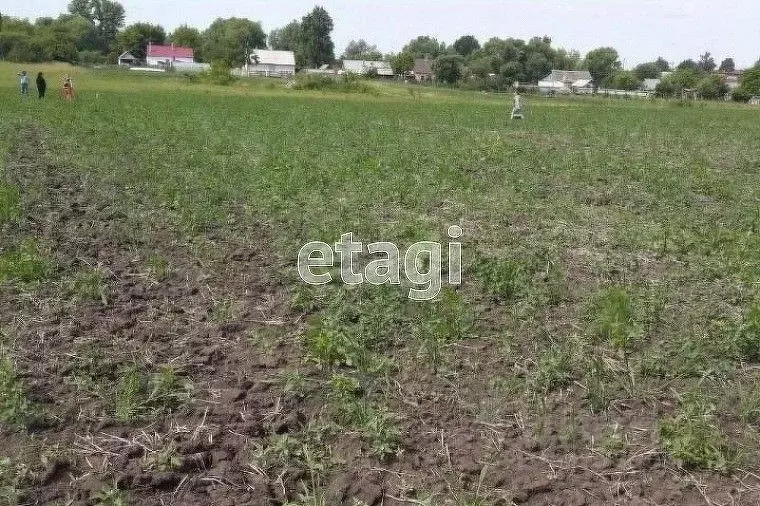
67;268;108;302
292;73;372;94
696;74;729;100
531;345;572;394
0;354;37;426
732;303;760;362
656;68;700;97
402;35;447;59
610;70;642;90
0;240;54;284
341;39;383;61
205;60;236;86
390;52;414;75
202;17;266;67
114;22;166;61
93;485;127;506
474;257;525;301
303;285;406;371
298;6;335;69
738;66;760;96
114;365;191;421
731;87;752;103
170;25;202;54
583;47;621;87
453;35;480;57
0;182;21;226
660;392;728;471
633;62;662;80
434;54;465;84
268;20;304;66
718;58;735;73
588;287;638;350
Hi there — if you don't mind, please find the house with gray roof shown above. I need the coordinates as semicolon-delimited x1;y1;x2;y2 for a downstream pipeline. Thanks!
538;70;593;94
412;58;435;82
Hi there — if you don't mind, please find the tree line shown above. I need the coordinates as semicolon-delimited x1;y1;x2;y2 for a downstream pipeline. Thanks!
0;2;336;69
2;3;759;100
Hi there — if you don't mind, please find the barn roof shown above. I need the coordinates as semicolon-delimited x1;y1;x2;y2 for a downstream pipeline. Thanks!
250;50;296;66
413;58;434;75
147;43;193;59
542;70;592;83
343;59;393;76
118;52;137;60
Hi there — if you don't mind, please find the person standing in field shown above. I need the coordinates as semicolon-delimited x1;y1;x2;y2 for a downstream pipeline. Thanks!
36;72;47;99
62;75;75;101
511;91;524;119
18;71;29;97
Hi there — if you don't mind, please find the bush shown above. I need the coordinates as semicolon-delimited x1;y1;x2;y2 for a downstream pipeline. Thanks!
292;73;373;94
696;75;729;100
732;87;752;103
205;61;236;86
78;50;107;66
660;392;728;471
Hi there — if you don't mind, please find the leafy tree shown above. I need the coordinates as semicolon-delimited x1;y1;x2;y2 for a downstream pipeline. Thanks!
654;56;670;72
677;59;701;73
468;56;493;78
434;54;464;84
453;35;480;57
115;23;165;60
718;57;735;73
654;78;676;97
555;48;582;70
299;6;334;68
402;35;446;59
269;20;300;50
171;25;202;52
611;70;642;90
738;67;760;95
523;51;551;82
67;0;125;52
633;62;662;80
341;39;382;60
67;0;92;19
390;51;414;76
696;74;729;99
202;17;266;67
698;51;716;72
583;47;621;88
657;68;700;96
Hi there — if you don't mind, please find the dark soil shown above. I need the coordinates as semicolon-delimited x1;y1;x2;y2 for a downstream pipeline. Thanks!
1;125;759;505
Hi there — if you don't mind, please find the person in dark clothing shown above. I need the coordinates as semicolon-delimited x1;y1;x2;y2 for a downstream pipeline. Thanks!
36;72;47;99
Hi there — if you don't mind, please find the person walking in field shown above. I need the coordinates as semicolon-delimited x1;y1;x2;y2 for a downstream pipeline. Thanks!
62;75;75;101
36;72;47;99
18;71;29;97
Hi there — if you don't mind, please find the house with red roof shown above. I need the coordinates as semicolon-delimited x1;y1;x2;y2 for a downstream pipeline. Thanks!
146;42;195;67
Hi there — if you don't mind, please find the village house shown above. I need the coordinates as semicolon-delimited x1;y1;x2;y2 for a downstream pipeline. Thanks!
538;70;593;94
412;57;434;82
246;49;297;77
117;51;137;67
146;42;195;67
343;59;394;77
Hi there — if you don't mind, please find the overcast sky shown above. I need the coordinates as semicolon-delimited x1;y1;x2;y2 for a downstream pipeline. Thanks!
6;0;760;68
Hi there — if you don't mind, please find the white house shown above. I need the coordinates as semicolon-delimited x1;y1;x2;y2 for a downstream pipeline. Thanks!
146;42;195;67
538;70;593;94
343;59;394;77
246;50;296;77
117;51;137;66
643;78;661;91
